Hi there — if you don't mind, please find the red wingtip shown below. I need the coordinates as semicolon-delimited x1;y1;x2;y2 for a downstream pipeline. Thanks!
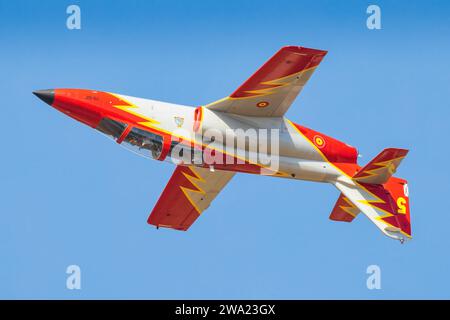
281;45;328;56
230;45;328;99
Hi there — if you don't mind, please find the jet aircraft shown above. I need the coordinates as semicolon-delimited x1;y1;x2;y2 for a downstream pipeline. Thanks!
34;46;411;242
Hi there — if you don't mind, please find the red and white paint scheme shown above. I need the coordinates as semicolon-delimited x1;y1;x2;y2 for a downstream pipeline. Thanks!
34;46;411;243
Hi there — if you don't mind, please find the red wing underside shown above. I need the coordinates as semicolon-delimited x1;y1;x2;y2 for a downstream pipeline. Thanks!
148;166;235;231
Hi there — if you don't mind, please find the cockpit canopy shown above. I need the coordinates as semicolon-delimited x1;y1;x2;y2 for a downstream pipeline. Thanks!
96;117;163;160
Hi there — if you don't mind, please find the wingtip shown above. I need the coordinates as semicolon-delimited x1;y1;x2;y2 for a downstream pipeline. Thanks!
281;45;328;56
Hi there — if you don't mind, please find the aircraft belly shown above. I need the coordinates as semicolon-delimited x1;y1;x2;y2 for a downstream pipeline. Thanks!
276;157;339;182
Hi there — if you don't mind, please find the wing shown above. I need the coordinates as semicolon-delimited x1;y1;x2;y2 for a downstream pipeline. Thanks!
205;46;327;117
148;166;235;230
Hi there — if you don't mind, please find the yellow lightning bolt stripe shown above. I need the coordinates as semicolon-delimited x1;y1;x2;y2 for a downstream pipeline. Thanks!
372;156;405;175
339;196;359;218
108;93;160;128
263;64;317;83
353;155;410;237
355;181;391;216
113;104;160;128
358;199;390;216
179;167;206;214
181;168;206;194
242;77;292;96
109;94;290;177
287;120;411;238
356;184;411;238
226;66;318;100
355;156;405;179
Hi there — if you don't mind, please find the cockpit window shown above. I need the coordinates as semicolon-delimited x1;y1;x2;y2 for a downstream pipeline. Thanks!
122;127;163;159
96;118;127;140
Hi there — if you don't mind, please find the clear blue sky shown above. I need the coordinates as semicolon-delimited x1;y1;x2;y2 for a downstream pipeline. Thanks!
1;0;449;299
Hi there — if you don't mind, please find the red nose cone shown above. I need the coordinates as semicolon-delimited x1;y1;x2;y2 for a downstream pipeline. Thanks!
34;89;105;128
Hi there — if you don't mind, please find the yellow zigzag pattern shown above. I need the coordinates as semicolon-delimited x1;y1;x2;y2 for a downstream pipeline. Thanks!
356;186;408;236
237;67;317;98
357;156;405;179
339;196;359;218
113;104;160;129
179;167;206;214
108;93;160;129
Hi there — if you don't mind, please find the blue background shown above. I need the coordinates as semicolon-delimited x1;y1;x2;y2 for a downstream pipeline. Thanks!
1;0;449;299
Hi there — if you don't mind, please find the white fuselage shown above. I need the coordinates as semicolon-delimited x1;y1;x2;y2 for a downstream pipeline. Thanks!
120;95;346;183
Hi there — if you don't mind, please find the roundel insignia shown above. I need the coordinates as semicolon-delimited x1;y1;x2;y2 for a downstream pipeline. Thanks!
313;135;325;148
256;101;269;108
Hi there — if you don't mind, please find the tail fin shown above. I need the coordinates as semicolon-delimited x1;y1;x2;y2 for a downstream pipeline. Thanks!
331;148;411;243
379;177;411;237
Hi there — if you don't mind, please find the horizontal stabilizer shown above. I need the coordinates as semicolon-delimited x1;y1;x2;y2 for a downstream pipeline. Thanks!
329;193;360;222
353;148;409;184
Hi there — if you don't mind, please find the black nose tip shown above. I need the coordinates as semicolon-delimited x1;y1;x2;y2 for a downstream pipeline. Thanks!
33;89;55;105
